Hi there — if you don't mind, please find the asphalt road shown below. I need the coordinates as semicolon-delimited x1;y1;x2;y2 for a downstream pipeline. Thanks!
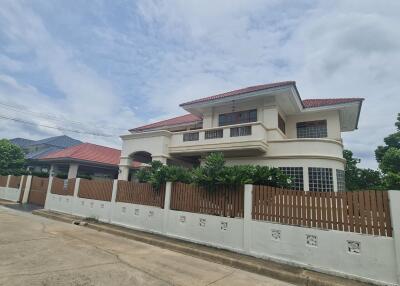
0;206;293;286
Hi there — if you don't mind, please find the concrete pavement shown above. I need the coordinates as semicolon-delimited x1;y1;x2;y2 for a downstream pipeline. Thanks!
0;206;293;286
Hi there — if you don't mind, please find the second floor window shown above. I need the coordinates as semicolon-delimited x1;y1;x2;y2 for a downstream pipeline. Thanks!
278;113;286;134
296;120;327;138
219;109;257;126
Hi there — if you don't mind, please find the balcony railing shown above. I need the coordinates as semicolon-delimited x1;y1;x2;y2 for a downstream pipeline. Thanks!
183;132;199;142
230;126;251;137
205;129;223;139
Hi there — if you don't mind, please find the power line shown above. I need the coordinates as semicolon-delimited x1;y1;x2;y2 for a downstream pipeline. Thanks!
0;101;128;131
0;114;115;137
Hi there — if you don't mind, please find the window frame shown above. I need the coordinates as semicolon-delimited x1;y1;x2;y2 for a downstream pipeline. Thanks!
279;167;304;190
278;113;286;134
308;167;334;192
218;109;257;127
296;120;328;138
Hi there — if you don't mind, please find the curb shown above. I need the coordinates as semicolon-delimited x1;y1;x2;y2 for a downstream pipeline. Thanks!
32;209;372;286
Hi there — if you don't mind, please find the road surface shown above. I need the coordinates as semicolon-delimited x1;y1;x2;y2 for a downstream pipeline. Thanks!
0;206;293;286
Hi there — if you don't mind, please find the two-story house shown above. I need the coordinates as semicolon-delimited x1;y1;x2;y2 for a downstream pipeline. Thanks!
119;81;363;192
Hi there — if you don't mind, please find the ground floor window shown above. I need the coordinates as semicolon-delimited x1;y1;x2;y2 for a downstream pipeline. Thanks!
308;167;333;192
336;169;346;192
279;167;304;190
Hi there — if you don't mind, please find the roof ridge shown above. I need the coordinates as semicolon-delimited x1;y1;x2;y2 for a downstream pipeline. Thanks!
80;142;121;152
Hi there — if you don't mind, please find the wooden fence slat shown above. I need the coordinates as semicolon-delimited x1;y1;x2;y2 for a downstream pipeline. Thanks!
359;191;367;234
382;191;392;237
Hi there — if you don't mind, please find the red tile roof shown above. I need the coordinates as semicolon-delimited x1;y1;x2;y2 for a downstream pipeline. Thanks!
302;98;364;108
180;81;296;106
40;143;141;168
130;114;202;132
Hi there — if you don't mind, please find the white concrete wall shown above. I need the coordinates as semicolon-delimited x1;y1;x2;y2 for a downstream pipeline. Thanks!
43;180;400;285
166;210;244;252
0;176;22;202
46;194;74;214
251;220;396;285
111;202;164;234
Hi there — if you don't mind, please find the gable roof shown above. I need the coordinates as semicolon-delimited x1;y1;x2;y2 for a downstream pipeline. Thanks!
180;81;295;107
302;98;364;108
27;135;81;148
39;142;141;168
40;143;120;166
10;138;35;148
130;114;202;132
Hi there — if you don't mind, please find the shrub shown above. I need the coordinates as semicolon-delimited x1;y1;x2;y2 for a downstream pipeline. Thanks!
135;153;292;190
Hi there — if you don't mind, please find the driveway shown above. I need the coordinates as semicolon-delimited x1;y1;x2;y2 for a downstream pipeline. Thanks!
0;206;293;286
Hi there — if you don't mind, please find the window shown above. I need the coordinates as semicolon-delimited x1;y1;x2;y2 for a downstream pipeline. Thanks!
296;120;327;138
183;132;199;142
219;109;257;126
278;113;286;134
230;126;251;137
308;167;333;192
279;167;304;190
336;169;346;192
205;129;223;139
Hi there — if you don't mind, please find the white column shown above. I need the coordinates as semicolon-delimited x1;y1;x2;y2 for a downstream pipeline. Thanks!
389;190;400;284
163;182;172;234
109;179;118;223
70;178;81;216
22;175;32;204
6;175;11;188
243;184;253;253
118;165;129;181
303;167;310;192
67;163;79;179
333;169;338;193
44;175;54;210
17;176;25;202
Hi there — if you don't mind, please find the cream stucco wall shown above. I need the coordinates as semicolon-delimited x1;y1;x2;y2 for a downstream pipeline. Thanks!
286;110;341;140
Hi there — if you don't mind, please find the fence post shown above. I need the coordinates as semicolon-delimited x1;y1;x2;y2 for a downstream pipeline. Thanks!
22;175;32;204
243;184;253;253
109;179;118;223
389;190;400;284
17;175;25;202
163;182;172;234
44;175;54;210
6;175;11;188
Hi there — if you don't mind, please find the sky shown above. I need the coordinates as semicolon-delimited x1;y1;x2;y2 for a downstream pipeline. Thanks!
0;0;399;169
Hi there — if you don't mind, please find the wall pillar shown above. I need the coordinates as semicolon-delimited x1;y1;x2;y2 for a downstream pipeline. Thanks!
118;166;130;181
6;175;11;188
163;182;172;234
109;179;119;223
389;190;400;284
44;175;54;210
22;175;32;204
303;167;310;192
243;184;253;253
67;163;79;179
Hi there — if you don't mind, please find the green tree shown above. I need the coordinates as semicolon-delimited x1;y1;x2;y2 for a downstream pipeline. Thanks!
0;139;26;175
343;149;383;190
375;113;400;189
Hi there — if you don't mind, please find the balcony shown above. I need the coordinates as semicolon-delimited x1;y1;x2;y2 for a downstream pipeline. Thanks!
169;122;268;156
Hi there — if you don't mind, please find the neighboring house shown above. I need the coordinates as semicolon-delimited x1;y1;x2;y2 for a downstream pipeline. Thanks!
119;81;363;192
39;142;142;180
10;135;82;172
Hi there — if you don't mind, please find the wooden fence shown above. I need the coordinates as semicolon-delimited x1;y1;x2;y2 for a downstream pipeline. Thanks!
8;175;21;189
51;178;76;196
29;176;49;206
252;185;392;237
170;182;244;218
78;179;113;201
0;175;8;187
116;181;165;208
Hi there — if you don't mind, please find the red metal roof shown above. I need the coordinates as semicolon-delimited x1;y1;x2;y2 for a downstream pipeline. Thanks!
302;98;364;108
40;143;141;168
180;81;295;106
130;114;202;132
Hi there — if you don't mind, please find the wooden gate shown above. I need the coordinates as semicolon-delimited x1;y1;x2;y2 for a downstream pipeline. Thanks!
28;176;49;207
